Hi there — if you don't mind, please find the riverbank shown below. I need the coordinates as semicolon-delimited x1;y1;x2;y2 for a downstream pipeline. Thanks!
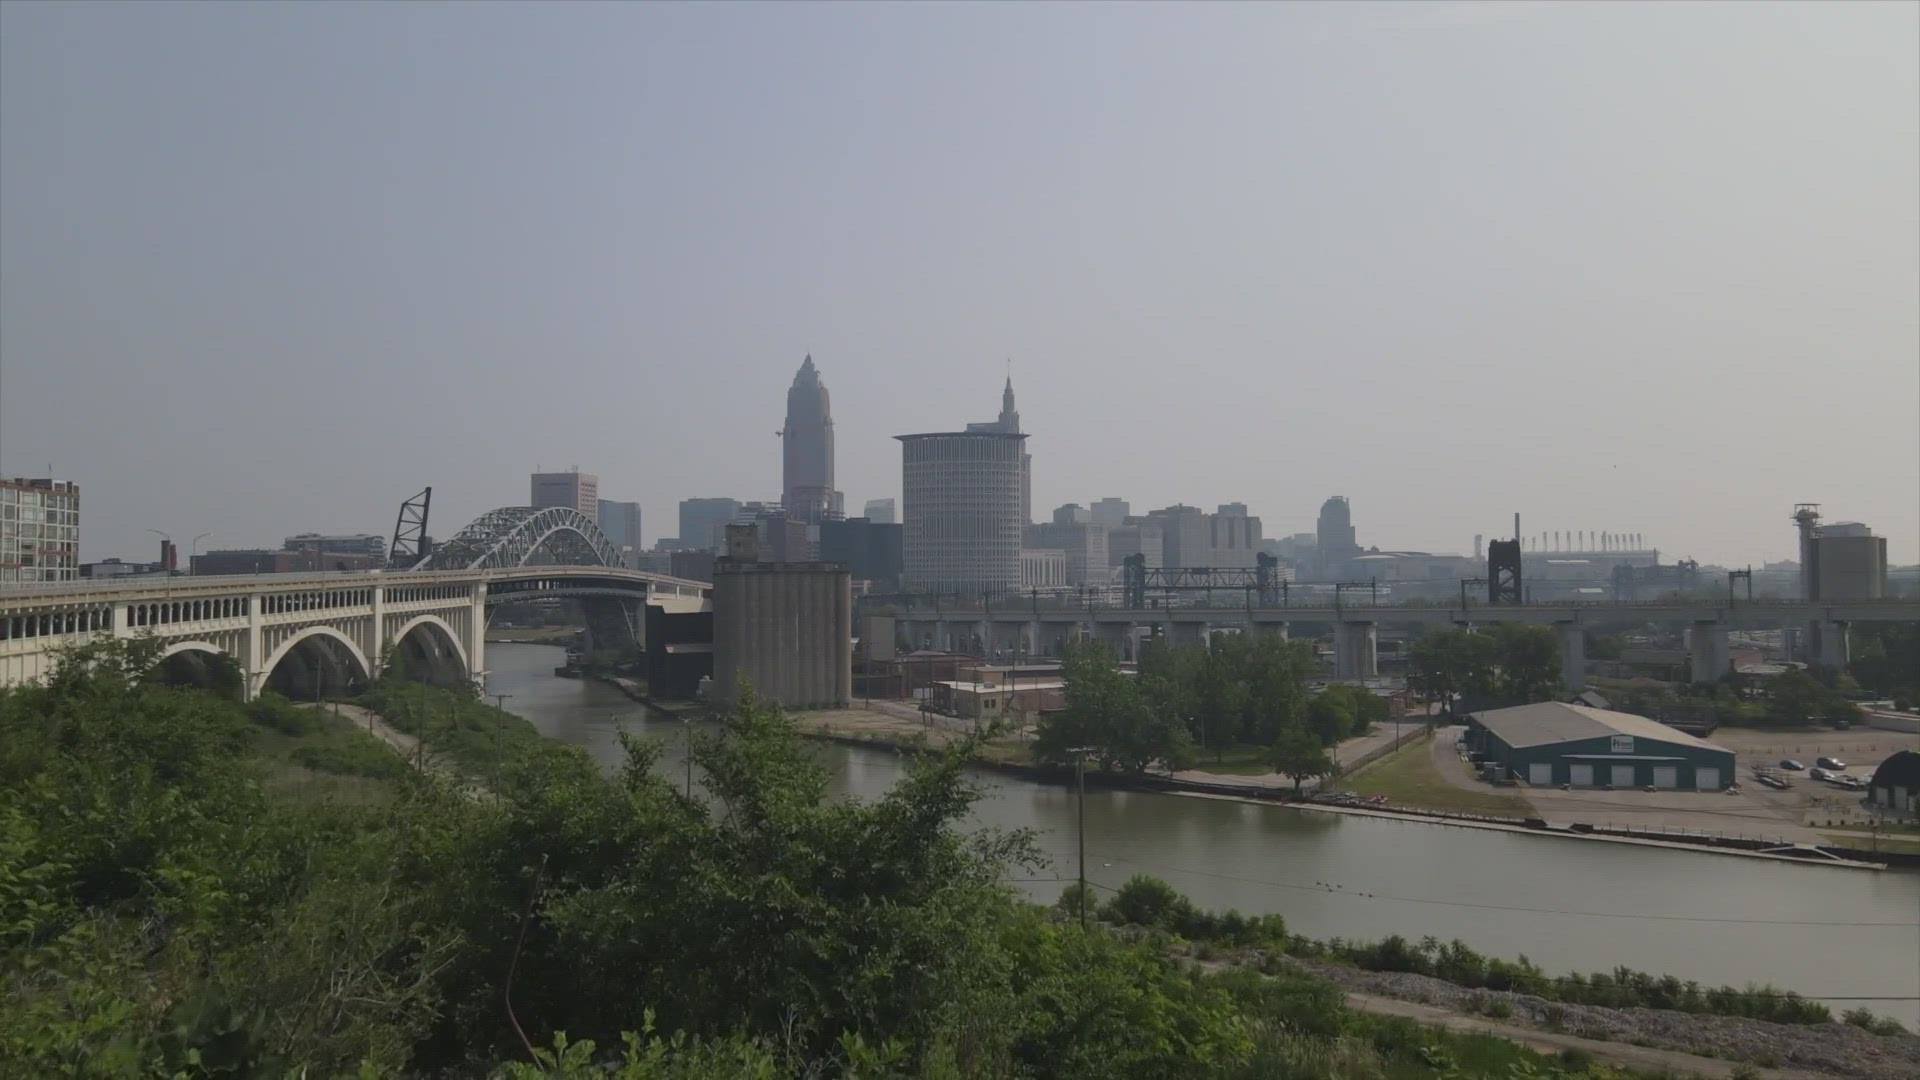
591;680;1912;864
599;683;1903;869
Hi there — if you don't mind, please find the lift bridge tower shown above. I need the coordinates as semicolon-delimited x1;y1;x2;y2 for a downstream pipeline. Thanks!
1487;513;1523;604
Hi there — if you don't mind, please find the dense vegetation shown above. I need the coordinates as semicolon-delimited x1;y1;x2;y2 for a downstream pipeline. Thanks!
1407;625;1562;707
1033;637;1387;776
0;640;1696;1076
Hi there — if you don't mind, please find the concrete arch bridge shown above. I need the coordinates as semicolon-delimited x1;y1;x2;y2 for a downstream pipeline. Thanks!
0;506;710;699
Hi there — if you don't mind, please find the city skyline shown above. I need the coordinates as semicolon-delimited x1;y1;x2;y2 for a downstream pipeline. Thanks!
1;4;1913;568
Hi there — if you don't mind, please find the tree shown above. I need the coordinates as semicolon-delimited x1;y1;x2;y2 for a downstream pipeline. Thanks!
1039;643;1193;774
1318;684;1386;735
1270;731;1336;792
1100;875;1195;930
1485;624;1561;701
1305;694;1354;747
1766;668;1833;725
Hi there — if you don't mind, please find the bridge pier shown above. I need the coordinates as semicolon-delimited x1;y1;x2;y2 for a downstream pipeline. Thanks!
1813;620;1849;671
1557;622;1586;693
1025;620;1040;656
1334;621;1377;680
1686;621;1729;685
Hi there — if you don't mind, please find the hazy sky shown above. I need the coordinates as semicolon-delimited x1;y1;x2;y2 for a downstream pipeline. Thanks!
3;1;1915;567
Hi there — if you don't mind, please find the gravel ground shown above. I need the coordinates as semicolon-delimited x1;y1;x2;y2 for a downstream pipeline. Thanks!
1276;956;1920;1080
1274;953;1920;1068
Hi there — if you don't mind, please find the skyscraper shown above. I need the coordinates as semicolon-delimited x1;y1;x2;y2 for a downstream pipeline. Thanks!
965;376;1030;523
679;497;741;551
863;498;896;524
531;469;598;519
781;355;840;524
598;499;643;550
1316;496;1358;565
900;380;1033;592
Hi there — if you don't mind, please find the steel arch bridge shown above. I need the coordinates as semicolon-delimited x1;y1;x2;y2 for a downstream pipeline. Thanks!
416;506;622;571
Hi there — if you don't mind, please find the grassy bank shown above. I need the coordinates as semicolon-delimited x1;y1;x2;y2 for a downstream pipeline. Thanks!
245;693;409;805
357;682;547;777
1341;736;1532;816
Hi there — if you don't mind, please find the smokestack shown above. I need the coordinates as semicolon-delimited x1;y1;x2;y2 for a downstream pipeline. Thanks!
1513;513;1521;545
1474;534;1483;560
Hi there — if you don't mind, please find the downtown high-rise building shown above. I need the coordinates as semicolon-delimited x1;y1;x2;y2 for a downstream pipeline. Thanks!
531;469;598;520
862;498;896;524
598;499;643;550
899;380;1030;592
781;355;841;525
1316;496;1359;565
0;477;79;583
678;497;742;551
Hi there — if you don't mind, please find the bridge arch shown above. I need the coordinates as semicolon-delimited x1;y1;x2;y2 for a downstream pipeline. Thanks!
159;639;228;662
416;506;622;571
153;640;245;695
260;626;372;701
387;613;470;687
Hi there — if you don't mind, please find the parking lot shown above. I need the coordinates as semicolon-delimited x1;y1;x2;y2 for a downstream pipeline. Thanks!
1710;725;1920;827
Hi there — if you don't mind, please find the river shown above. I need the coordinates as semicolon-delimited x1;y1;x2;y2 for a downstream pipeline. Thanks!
486;644;1920;1025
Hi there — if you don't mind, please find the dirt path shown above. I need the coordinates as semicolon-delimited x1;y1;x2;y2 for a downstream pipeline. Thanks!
326;702;422;760
1346;991;1832;1079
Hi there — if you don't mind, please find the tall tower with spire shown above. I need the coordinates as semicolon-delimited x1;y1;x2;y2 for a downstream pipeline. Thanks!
782;355;839;525
967;375;1030;523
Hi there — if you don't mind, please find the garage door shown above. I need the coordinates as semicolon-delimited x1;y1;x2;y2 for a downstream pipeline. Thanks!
1694;767;1720;790
1570;763;1594;787
1652;766;1679;789
1611;764;1636;788
1528;763;1554;786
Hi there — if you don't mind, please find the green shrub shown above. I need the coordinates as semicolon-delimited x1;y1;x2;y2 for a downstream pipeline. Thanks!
1100;875;1197;931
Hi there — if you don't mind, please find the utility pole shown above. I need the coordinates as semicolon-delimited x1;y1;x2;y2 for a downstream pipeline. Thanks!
1070;746;1094;929
683;717;694;797
492;692;512;713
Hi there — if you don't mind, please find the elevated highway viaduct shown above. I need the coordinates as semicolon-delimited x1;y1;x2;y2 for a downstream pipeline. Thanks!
863;599;1920;690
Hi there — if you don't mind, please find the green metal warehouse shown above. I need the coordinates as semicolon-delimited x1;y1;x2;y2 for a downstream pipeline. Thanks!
1465;703;1736;791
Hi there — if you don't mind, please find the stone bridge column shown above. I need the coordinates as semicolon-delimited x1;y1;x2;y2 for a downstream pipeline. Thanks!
1334;621;1377;680
371;585;387;677
1025;620;1040;655
469;581;488;688
1686;621;1728;685
244;589;264;701
1557;621;1586;693
976;620;990;657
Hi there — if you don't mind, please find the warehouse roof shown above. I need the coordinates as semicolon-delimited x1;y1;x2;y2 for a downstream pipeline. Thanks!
1869;750;1920;788
1470;703;1728;753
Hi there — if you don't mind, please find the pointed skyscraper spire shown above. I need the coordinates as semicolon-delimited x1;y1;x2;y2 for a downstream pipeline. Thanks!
998;371;1020;434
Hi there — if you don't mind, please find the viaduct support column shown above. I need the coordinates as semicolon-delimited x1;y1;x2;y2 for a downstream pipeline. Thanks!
975;620;990;658
1557;622;1586;693
1025;620;1040;656
1686;621;1728;685
1815;620;1849;671
1334;621;1378;680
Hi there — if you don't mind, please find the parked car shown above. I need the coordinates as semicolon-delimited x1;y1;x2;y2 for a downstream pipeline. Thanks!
1809;767;1831;781
1817;756;1847;770
1779;759;1806;771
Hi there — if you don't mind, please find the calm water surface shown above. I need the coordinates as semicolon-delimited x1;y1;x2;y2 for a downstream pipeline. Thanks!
486;644;1920;1024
